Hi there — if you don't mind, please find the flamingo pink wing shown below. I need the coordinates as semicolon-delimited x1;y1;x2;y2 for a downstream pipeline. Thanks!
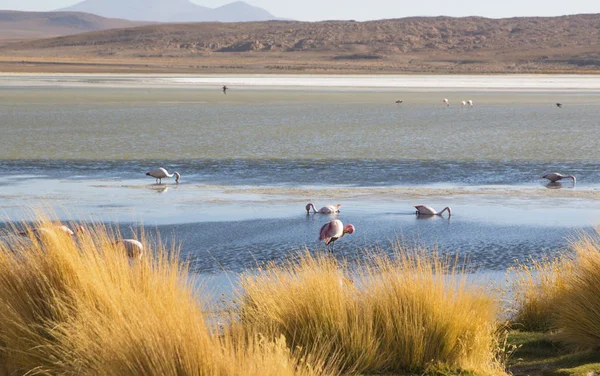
319;221;332;242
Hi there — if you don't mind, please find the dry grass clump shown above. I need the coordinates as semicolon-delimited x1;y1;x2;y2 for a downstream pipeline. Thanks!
554;234;600;349
0;217;330;376
239;249;505;375
508;255;574;332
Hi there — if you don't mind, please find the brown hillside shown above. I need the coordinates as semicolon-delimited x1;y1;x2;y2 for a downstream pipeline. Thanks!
1;14;599;73
0;10;151;45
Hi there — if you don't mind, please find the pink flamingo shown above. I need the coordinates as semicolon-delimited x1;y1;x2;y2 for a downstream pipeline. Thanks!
306;203;341;215
443;98;450;106
542;172;576;184
319;219;355;251
414;205;452;217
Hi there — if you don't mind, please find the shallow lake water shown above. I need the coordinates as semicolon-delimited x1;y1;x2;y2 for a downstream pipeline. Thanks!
1;74;600;285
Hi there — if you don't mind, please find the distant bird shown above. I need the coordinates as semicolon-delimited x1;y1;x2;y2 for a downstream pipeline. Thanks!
414;205;452;217
146;168;180;184
319;219;355;252
541;172;576;184
19;225;75;237
306;203;341;215
395;100;403;106
467;100;473;107
115;239;144;260
443;98;450;106
223;85;228;95
556;103;562;108
461;100;466;106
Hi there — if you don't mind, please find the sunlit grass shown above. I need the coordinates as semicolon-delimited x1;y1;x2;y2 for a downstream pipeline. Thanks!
0;217;331;376
508;255;574;332
239;249;506;375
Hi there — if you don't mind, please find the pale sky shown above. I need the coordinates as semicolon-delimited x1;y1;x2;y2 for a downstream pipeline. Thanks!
0;0;598;21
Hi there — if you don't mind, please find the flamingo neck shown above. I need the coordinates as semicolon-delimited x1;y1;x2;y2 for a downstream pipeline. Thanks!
438;207;451;216
567;175;576;183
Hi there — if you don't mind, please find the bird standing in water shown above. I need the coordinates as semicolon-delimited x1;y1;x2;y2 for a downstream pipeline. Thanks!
223;85;228;95
414;205;452;217
306;203;341;215
146;168;180;184
319;219;355;252
542;172;575;184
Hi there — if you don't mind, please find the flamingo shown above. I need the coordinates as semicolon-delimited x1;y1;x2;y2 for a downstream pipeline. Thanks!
19;225;76;237
395;100;403;106
146;168;180;184
319;219;355;252
414;205;452;217
556;103;562;108
223;85;228;95
467;100;473;107
461;100;466;106
542;172;576;184
115;239;144;260
443;98;449;106
306;203;341;215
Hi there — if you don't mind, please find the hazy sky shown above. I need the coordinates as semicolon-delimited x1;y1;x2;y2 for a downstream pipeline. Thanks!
1;0;598;21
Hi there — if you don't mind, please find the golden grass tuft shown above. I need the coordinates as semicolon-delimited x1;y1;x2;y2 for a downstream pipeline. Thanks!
508;255;574;332
0;217;331;376
239;249;506;375
553;233;600;349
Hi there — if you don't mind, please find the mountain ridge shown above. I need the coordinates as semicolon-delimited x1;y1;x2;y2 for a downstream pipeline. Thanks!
57;0;277;23
0;10;150;44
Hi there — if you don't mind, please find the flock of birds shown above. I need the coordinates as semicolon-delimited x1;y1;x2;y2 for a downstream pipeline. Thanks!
307;169;577;251
394;98;565;109
1;165;577;257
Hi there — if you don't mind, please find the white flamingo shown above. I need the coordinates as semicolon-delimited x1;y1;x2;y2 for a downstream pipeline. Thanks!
306;203;341;215
19;225;76;237
541;172;576;184
115;239;144;260
414;205;452;217
146;168;180;184
461;100;467;106
467;100;473;107
443;98;449;106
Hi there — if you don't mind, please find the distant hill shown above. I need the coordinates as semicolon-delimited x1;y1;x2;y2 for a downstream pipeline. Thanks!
0;10;149;44
1;14;599;73
58;0;278;23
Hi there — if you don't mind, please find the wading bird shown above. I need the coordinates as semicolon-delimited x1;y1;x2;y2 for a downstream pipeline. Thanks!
541;172;575;184
414;205;452;217
115;239;144;260
395;100;403;106
146;168;180;184
443;98;450;106
306;203;341;215
319;219;355;252
223;85;228;95
556;103;562;108
467;100;473;107
461;100;467;106
19;225;76;237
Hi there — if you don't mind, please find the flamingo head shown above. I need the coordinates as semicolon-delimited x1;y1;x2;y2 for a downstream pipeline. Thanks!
174;172;180;183
305;203;313;214
74;226;87;236
335;204;342;211
343;224;355;235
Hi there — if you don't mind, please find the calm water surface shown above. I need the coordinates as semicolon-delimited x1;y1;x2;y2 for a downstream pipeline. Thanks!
1;75;600;275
